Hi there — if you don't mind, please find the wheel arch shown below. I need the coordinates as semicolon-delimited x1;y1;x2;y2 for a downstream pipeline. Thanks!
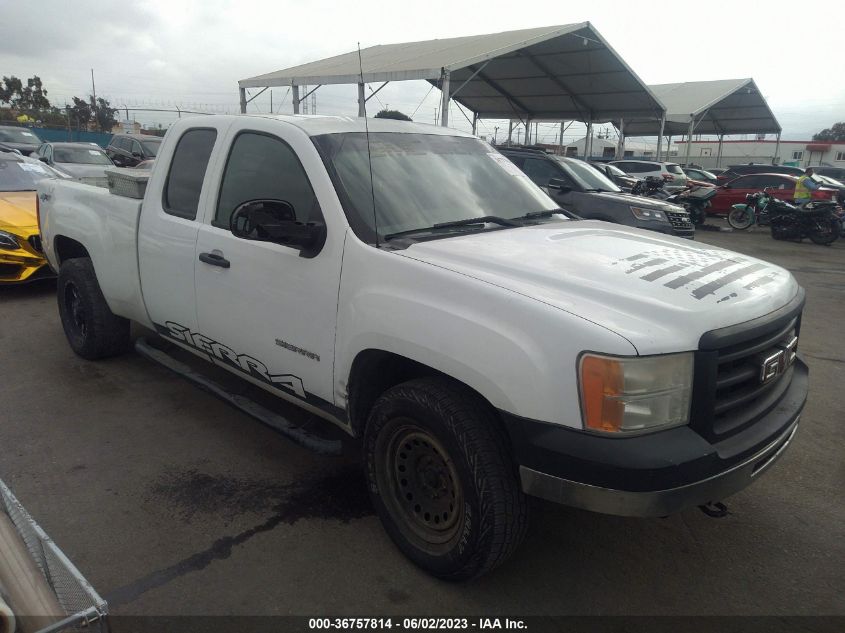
53;235;90;266
346;349;509;441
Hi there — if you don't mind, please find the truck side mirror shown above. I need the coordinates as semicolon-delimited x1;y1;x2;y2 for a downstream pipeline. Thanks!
230;199;326;258
547;178;572;194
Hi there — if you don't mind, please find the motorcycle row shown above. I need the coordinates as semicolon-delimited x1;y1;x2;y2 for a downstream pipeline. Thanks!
629;176;843;246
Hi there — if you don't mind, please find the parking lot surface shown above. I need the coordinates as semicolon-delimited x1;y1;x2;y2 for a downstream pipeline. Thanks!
1;222;843;618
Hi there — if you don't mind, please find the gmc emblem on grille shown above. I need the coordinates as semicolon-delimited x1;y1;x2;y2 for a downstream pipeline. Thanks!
760;336;798;384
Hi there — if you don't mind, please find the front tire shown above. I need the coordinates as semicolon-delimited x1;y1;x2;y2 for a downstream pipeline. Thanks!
364;377;528;580
808;218;839;245
57;258;131;360
727;206;754;230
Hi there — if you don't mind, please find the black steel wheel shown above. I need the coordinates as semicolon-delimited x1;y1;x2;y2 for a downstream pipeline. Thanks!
364;377;528;580
57;258;130;359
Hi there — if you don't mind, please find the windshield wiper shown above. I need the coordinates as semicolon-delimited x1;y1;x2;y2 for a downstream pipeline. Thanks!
517;209;572;220
383;216;519;241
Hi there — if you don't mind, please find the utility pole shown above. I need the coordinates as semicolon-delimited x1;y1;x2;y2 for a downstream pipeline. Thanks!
270;90;273;113
91;69;96;101
493;126;499;144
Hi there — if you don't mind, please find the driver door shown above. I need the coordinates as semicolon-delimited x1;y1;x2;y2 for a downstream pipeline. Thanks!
193;123;343;415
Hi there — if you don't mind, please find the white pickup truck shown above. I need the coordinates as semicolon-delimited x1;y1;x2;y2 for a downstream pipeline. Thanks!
37;115;808;580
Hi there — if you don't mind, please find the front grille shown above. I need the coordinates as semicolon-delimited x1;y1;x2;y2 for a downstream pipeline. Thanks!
0;263;21;278
666;210;694;237
692;303;803;441
28;234;43;253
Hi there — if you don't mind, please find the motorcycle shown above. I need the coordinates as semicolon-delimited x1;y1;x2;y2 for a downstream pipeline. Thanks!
665;185;717;227
631;176;670;199
729;189;839;244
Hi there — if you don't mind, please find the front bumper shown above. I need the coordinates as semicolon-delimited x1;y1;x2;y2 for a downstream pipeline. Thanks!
0;244;53;284
502;359;807;517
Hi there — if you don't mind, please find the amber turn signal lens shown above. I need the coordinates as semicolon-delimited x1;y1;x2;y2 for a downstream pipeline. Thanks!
580;355;625;432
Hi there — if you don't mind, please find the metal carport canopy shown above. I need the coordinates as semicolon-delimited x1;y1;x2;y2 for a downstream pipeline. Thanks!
238;22;665;123
621;78;781;136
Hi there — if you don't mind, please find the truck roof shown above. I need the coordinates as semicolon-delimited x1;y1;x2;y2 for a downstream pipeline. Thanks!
222;114;476;138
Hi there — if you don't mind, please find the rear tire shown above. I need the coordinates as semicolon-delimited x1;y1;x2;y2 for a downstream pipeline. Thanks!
364;377;528;580
727;206;754;230
57;258;131;359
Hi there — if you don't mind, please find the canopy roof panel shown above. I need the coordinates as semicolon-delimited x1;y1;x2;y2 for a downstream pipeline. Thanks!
239;23;665;123
623;78;780;136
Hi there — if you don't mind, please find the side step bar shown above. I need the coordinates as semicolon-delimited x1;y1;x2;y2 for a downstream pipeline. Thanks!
134;337;342;455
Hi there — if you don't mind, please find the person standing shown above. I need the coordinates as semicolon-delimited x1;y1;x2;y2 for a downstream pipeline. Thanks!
794;167;820;205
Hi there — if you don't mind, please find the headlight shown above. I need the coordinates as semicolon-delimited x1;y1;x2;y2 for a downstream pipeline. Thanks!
630;206;666;221
0;230;20;250
579;353;693;434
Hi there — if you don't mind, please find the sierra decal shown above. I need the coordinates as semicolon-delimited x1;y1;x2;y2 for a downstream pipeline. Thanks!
155;322;306;398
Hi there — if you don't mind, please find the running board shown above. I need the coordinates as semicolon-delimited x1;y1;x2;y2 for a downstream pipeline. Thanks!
134;337;342;455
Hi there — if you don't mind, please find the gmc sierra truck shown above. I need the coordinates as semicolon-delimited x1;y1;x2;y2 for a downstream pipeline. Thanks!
37;115;808;580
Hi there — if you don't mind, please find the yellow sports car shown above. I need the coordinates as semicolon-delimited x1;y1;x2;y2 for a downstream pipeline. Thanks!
0;152;59;284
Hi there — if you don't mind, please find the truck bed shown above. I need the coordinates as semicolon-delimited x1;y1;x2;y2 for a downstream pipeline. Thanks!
39;176;151;326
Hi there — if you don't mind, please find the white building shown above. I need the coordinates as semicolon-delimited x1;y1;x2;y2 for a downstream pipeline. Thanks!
674;139;845;169
564;136;678;160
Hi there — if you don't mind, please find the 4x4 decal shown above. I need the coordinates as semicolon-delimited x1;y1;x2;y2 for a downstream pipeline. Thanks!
154;322;306;398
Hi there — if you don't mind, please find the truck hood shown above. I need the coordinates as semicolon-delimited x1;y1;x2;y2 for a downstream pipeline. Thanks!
396;220;798;354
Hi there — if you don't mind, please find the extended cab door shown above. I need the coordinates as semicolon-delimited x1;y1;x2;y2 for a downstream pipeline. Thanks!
192;121;344;417
138;122;228;335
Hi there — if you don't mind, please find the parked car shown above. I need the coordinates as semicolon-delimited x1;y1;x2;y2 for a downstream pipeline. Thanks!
502;148;693;238
811;165;845;181
708;168;727;176
105;134;162;167
715;164;804;185
34;142;113;187
0;126;42;156
682;167;718;185
590;161;638;190
609;160;688;190
708;173;839;214
813;174;845;205
0;153;62;283
39;114;807;580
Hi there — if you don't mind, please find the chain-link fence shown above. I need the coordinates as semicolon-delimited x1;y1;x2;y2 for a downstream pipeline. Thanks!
0;479;108;633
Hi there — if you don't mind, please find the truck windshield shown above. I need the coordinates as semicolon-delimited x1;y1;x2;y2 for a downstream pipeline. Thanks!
556;157;621;193
313;133;559;242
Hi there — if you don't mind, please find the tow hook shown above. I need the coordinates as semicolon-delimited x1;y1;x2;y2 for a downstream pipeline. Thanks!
698;501;729;518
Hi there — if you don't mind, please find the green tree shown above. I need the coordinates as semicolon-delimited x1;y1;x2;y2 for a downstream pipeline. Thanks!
374;109;412;121
91;97;118;132
0;76;24;106
812;122;845;142
69;96;92;130
20;76;50;110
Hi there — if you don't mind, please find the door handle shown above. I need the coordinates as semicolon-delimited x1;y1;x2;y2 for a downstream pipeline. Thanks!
198;251;230;268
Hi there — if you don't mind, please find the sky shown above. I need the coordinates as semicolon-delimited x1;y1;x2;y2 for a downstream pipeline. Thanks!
2;0;844;147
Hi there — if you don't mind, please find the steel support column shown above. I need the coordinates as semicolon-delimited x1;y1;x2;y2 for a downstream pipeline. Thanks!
507;120;513;146
656;114;665;161
558;121;564;155
239;87;247;114
585;120;593;159
684;118;694;166
292;85;300;115
357;83;366;117
717;134;724;168
440;71;450;127
616;119;625;160
472;112;478;135
773;131;781;165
